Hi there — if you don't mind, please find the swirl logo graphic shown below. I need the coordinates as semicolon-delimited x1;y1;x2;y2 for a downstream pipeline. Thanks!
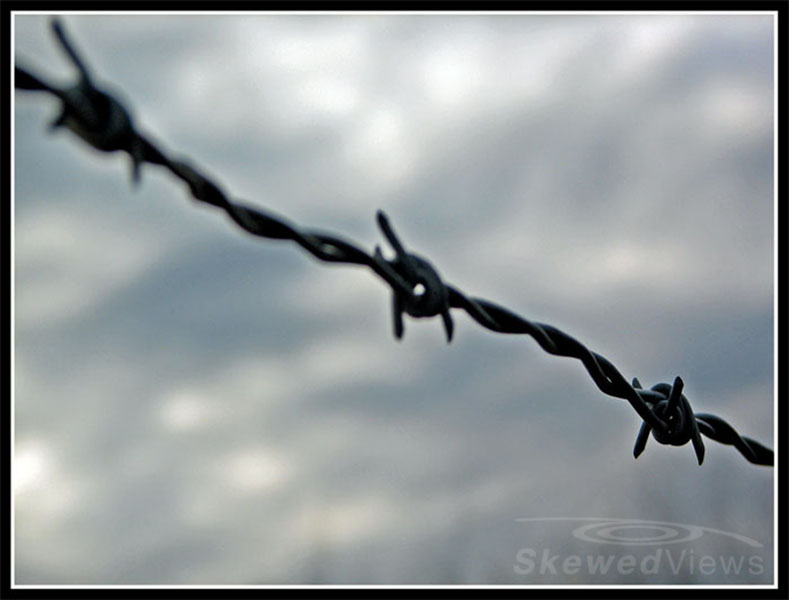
515;517;762;548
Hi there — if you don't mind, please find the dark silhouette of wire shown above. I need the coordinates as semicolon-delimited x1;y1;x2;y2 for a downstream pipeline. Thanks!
14;18;774;467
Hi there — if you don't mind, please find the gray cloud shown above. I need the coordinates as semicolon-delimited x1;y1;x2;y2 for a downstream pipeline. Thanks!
13;12;774;585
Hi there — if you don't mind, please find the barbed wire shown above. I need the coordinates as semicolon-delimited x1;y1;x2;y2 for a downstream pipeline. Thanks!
14;18;774;467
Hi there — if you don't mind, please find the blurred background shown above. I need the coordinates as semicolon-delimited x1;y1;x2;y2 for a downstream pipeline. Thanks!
13;12;775;585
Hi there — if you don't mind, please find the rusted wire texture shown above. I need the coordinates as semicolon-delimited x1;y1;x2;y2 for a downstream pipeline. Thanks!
14;18;774;467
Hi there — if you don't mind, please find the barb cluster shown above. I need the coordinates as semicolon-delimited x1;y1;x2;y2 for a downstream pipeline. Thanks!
15;19;774;467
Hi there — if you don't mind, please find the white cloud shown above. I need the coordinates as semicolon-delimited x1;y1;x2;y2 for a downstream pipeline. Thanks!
14;208;162;329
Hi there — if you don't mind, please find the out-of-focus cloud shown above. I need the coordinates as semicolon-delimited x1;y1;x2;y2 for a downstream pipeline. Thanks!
13;12;774;584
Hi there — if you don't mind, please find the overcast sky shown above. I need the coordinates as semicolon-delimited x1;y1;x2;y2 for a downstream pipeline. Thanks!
13;12;775;585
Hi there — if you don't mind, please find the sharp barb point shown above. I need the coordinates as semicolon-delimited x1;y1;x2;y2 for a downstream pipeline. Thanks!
633;422;651;459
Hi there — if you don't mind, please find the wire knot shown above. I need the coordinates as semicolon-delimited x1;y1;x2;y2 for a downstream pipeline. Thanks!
632;376;706;464
46;19;145;184
374;211;454;342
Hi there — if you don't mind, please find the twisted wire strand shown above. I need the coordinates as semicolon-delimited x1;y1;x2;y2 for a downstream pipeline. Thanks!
14;18;774;467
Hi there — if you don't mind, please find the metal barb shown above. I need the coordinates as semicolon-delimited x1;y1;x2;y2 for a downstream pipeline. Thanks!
667;376;684;416
376;211;454;343
51;17;93;85
631;378;706;464
14;20;774;468
32;19;145;186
